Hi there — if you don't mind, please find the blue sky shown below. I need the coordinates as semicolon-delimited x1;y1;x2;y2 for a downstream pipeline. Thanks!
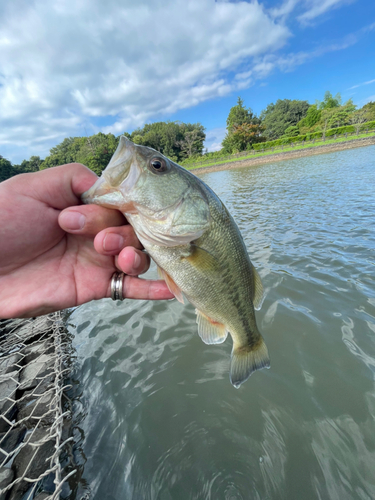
1;0;374;163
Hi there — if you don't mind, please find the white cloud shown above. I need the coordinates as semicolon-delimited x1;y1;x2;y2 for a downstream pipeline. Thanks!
270;0;356;24
364;95;375;104
248;27;362;79
204;127;227;152
348;79;375;90
0;0;368;164
298;0;355;23
270;0;300;20
0;0;290;162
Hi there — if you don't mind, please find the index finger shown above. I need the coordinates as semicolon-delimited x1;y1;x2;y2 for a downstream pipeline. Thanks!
59;204;127;236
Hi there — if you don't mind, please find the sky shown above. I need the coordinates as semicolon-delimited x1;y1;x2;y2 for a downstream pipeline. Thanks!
1;0;374;164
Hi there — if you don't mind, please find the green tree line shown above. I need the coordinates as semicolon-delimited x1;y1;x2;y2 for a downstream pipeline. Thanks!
220;92;375;155
1;92;375;182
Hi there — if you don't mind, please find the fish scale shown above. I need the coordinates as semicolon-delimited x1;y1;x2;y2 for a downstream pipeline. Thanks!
82;136;270;387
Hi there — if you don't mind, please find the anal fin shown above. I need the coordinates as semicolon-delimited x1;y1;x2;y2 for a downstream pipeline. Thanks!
196;309;227;345
251;263;264;311
230;337;270;388
157;266;184;304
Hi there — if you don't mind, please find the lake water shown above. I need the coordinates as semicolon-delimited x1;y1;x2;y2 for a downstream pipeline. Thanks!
68;145;375;500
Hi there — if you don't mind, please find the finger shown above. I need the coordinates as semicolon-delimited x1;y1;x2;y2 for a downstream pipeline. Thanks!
106;276;175;300
59;205;126;236
8;163;98;209
116;247;150;275
94;226;143;255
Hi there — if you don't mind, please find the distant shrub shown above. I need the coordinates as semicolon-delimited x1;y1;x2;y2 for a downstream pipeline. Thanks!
282;125;300;138
361;120;375;130
326;125;354;136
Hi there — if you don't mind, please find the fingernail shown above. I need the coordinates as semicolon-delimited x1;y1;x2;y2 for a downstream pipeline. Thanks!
60;211;85;230
103;233;124;252
133;252;141;269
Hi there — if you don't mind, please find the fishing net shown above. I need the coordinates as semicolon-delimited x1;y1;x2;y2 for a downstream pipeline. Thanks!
0;312;76;500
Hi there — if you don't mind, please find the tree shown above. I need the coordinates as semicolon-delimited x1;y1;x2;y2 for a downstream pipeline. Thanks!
310;98;356;133
321;115;329;140
226;97;260;131
132;127;162;151
298;104;321;131
130;121;205;161
26;124;205;177
40;137;82;169
317;91;342;110
327;109;351;128
224;123;266;152
342;98;356;113
0;156;14;182
282;126;300;138
75;132;119;175
177;129;204;158
223;97;262;153
178;124;205;158
326;99;356;128
17;156;42;173
351;109;370;135
40;133;119;175
360;101;375;121
260;99;310;140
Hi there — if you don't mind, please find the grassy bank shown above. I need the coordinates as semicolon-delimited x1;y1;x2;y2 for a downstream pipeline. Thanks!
185;131;375;171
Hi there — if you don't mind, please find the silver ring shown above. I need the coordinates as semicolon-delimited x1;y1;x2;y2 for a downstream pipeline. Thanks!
111;272;124;301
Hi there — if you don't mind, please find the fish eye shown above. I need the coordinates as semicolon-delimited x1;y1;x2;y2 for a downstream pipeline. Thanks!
149;157;168;174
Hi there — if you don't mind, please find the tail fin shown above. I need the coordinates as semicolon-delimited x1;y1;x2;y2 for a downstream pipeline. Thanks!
230;338;270;389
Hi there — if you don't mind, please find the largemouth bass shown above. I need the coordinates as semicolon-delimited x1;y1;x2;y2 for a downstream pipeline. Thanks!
82;137;270;387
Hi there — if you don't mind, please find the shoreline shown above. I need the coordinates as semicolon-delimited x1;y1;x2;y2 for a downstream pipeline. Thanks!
192;135;375;175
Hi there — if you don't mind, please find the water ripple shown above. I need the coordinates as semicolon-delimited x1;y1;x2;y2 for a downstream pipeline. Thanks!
68;145;375;499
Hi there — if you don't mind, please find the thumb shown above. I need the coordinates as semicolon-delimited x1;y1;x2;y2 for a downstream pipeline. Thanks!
9;163;99;210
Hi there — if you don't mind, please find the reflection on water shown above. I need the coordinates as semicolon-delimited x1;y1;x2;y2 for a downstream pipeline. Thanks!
68;146;375;499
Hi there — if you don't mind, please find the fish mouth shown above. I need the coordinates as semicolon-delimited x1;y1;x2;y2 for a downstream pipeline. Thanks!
82;135;143;209
81;159;141;212
81;176;125;208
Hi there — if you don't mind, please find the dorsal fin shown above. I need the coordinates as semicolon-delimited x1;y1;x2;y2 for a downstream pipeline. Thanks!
157;266;184;304
195;309;227;345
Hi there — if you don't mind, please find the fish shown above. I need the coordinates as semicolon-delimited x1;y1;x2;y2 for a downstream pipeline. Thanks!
82;136;270;387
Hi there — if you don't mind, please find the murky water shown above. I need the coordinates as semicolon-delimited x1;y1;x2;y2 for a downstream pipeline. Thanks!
68;146;375;500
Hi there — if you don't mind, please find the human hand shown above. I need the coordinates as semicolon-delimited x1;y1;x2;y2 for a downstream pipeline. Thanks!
0;163;174;318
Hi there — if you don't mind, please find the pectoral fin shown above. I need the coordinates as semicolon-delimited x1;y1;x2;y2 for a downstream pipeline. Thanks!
157;266;184;304
183;244;220;272
251;263;264;311
195;309;227;345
